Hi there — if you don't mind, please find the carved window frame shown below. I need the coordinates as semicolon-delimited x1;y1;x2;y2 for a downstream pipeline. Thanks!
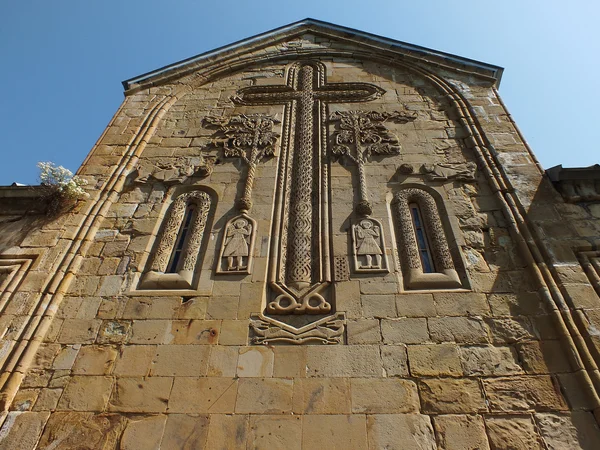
392;187;462;289
138;190;213;291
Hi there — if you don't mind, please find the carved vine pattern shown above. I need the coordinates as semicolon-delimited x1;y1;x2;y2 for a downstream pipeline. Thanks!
330;110;417;216
150;191;211;273
392;188;454;272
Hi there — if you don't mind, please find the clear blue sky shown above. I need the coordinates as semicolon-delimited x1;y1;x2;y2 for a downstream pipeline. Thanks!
1;1;598;185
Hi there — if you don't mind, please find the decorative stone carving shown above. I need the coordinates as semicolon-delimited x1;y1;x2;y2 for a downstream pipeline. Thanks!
133;156;214;184
392;188;461;289
351;218;389;273
139;190;211;290
216;214;257;274
330;110;417;216
233;60;384;318
420;162;476;182
204;114;280;212
398;163;414;174
333;256;350;282
250;312;346;345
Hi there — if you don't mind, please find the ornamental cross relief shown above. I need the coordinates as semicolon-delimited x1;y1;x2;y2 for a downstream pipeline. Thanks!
234;61;383;315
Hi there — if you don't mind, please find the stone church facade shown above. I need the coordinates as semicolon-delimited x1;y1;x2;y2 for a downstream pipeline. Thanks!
0;19;599;449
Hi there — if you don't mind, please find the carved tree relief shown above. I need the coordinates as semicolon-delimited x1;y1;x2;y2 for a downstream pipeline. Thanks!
233;61;384;319
330;110;416;216
205;114;279;274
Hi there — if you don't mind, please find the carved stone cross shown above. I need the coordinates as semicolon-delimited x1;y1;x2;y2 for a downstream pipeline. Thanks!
234;61;384;314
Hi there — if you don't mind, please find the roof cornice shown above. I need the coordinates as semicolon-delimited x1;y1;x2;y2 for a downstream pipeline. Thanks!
122;18;504;92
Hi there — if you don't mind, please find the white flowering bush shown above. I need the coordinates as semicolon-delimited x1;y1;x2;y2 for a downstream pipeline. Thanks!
37;162;89;199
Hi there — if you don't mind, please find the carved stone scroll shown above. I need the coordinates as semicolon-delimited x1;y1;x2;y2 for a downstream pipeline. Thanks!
330;110;416;216
392;188;461;289
233;61;384;317
133;156;214;184
420;162;476;182
250;312;346;345
140;190;211;290
351;218;389;273
216;214;257;275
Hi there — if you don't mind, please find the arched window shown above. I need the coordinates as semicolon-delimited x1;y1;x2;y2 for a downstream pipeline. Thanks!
392;188;461;289
140;190;212;290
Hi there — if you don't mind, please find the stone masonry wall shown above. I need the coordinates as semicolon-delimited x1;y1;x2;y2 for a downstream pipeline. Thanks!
1;31;600;449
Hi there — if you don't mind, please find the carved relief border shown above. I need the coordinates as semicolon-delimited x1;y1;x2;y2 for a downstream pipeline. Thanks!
250;312;346;345
392;188;461;289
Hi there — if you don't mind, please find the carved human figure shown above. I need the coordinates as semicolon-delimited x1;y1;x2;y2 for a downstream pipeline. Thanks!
355;219;383;269
222;218;251;271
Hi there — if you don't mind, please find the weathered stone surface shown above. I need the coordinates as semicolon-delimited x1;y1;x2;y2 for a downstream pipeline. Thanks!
205;414;248;449
381;345;409;377
149;344;210;376
113;345;155;376
160;414;209;449
235;378;293;414
273;346;307;377
434;414;490;450
485;415;543;450
248;415;302;450
36;412;126;449
485;317;536;343
120;415;166;450
292;378;351;414
516;341;571;374
483;376;567;412
429;317;489;343
366;414;436;450
408;344;462;376
306;345;382;377
168;377;237;413
351;378;419;413
434;292;489;316
71;345;117;375
347;318;381;344
396;293;436;317
381;318;429;344
536;412;600;450
208;345;239;377
109;377;173;412
237;346;274;377
459;345;523;376
57;376;113;411
420;378;487;414
0;412;49;450
303;415;367;449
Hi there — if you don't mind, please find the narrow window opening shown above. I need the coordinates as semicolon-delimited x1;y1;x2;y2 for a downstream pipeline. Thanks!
167;205;196;273
409;203;435;273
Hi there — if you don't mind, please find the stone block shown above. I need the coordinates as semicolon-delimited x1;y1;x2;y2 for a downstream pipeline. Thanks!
72;345;118;375
516;340;572;374
205;414;248;450
175;297;208;319
433;414;490;450
120;415;167;450
488;293;546;316
351;378;419;413
485;317;536;343
149;345;210;376
10;389;38;411
129;320;171;345
434;292;489;316
113;345;155;376
208;345;239;377
429;317;489;343
160;414;209;449
347;318;381;344
169;377;238;413
235;378;293;414
558;372;599;410
485;415;543;450
306;345;382;377
292;378;351;414
381;318;429;344
367;414;436;450
33;388;62;411
420;378;487;414
248;415;302;450
536;412;600;450
219;320;248;345
459;345;523;376
395;293;436;317
237;346;274;377
52;344;81;370
361;294;397;318
408;344;462;376
170;319;220;345
483;376;567;412
302;415;367;450
97;320;130;344
108;377;173;412
57;319;101;344
381;345;409;377
207;296;239;319
57;376;113;411
273;346;307;378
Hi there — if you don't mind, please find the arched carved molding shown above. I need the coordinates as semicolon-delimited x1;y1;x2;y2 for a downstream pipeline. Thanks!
392;187;461;289
140;190;212;290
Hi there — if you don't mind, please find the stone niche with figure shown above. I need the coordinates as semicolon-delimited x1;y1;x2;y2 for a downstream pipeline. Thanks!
1;19;599;450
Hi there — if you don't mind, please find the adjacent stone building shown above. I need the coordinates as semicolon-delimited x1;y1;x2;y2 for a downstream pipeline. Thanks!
1;18;600;449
